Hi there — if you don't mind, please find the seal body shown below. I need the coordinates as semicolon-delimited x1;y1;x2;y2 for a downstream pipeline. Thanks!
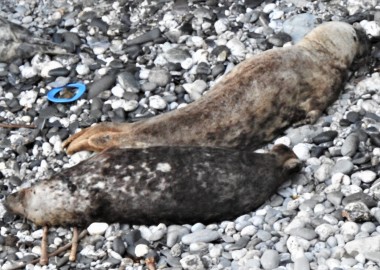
4;144;300;226
63;21;368;154
0;16;66;62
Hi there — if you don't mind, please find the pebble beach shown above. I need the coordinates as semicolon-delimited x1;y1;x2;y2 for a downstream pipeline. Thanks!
1;0;380;269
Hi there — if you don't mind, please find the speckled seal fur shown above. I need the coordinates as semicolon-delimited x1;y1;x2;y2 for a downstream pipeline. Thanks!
63;22;368;155
4;144;300;226
0;16;66;62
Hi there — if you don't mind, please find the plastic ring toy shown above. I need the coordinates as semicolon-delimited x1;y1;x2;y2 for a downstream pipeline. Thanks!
47;83;86;103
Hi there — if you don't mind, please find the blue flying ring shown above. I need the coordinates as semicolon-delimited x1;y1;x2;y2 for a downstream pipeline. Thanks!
47;83;86;103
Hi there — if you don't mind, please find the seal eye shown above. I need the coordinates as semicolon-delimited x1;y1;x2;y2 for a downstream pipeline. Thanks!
353;35;357;42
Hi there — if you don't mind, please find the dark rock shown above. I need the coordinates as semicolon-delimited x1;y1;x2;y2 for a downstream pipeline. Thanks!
346;111;361;123
62;32;81;46
267;32;292;47
342;192;377;208
312;130;338;144
90;18;109;33
196;62;211;75
48;67;70;77
126;28;161;46
113;236;126;256
88;73;116;99
245;0;266;9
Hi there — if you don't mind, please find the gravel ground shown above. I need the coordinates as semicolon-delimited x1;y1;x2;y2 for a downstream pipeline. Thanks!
1;0;380;269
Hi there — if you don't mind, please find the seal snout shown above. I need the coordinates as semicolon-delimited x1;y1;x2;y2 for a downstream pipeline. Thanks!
4;190;26;217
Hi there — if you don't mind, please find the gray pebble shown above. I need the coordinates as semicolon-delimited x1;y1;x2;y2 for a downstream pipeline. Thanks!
117;71;140;93
361;222;376;233
327;190;344;208
180;254;205;270
148;68;171;87
341;133;359;157
141;82;157;92
126;28;161;46
294;253;310;270
342;192;377;208
345;235;380;255
183;80;208;101
88;74;116;99
257;230;271;241
181;229;219;245
164;48;192;64
167;225;190;247
283;13;316;43
261;250;280;270
289;228;317;241
331;159;354;175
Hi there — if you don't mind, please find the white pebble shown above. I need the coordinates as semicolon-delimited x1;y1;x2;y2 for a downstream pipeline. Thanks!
214;19;228;34
263;3;277;13
111;85;125;98
241;225;257;236
31;229;44;239
135;244;149;257
341;222;359;242
41;61;63;77
149;95;167;110
360;20;380;37
20;65;38;79
274;136;291;146
19;90;38;108
230;248;247;260
76;64;90;76
315;224;336;241
293;143;310;161
351;170;377;183
87;222;109;235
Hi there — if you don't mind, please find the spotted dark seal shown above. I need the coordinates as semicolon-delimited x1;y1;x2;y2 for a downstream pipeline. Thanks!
4;144;300;226
0;16;66;62
63;22;368;155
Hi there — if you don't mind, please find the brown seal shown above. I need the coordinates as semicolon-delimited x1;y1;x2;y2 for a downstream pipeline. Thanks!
63;22;368;155
4;144;300;226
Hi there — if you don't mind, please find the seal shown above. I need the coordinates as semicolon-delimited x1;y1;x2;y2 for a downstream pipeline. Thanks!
63;21;368;155
0;16;66;62
4;144;301;226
